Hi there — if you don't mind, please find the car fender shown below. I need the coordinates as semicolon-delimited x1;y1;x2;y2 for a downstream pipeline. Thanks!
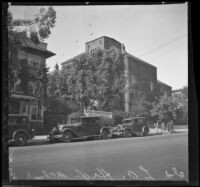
61;128;78;137
100;126;111;134
13;129;30;140
142;126;149;133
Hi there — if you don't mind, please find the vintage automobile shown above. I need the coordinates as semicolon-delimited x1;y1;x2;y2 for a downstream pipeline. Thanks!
47;116;112;143
8;114;35;146
111;117;150;137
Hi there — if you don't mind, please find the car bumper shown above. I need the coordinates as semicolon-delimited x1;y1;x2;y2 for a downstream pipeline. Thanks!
47;134;63;141
111;131;124;136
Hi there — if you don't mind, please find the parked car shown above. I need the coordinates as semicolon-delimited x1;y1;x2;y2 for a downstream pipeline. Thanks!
47;116;112;143
8;114;35;146
111;117;150;137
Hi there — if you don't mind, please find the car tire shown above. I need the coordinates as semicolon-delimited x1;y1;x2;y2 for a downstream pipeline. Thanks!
49;138;55;143
62;131;73;143
101;129;109;139
143;127;149;136
14;132;28;146
124;129;132;137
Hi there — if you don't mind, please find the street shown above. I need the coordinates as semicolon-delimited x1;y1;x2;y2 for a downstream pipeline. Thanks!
9;132;188;181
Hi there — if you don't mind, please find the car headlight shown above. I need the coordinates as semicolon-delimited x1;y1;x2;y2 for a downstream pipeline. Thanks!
117;125;123;131
58;125;63;131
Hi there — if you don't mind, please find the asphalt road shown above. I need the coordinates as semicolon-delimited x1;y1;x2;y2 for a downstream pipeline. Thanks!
9;132;188;181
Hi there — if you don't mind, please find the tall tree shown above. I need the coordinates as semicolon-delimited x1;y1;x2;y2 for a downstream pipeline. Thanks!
182;85;188;98
62;47;125;111
130;90;152;117
150;95;179;123
48;64;63;97
172;90;188;121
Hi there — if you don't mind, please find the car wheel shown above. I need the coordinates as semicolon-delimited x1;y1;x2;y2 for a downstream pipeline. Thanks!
143;127;149;136
14;132;28;146
124;129;132;137
49;138;55;143
101;129;109;139
62;131;73;143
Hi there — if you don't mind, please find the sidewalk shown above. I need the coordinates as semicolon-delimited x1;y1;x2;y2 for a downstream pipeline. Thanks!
27;135;49;145
149;126;188;135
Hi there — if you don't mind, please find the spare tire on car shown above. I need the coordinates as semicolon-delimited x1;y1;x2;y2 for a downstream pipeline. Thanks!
14;132;28;146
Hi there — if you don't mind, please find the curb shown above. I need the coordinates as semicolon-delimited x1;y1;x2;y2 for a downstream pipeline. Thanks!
16;129;188;147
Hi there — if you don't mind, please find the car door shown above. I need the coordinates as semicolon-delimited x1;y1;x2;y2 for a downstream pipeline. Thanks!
8;116;29;139
90;117;101;135
80;117;101;136
133;118;140;133
78;118;93;137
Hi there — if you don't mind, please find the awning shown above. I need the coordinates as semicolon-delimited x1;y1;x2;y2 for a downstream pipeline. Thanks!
10;94;39;101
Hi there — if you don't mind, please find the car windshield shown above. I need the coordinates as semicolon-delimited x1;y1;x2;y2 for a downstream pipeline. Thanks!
8;116;28;125
122;120;131;124
71;118;80;124
81;117;100;125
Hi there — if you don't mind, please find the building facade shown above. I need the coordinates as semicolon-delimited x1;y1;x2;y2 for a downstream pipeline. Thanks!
62;36;172;113
9;40;55;125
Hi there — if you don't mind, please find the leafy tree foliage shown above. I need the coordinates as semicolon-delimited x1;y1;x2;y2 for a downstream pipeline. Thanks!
112;110;132;125
62;47;125;111
130;90;152;117
150;95;179;123
8;7;56;99
47;64;80;115
48;64;62;97
172;89;188;121
182;85;188;98
46;96;79;114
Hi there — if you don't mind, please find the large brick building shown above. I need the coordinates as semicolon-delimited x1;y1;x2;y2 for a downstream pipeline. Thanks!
62;36;171;112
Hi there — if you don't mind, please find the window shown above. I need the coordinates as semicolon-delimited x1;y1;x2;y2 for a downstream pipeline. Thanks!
123;120;131;124
17;117;28;124
37;104;42;121
20;102;27;115
9;101;20;114
95;118;100;124
31;61;39;70
31;106;38;120
8;117;17;126
28;84;34;95
138;119;144;124
71;118;80;124
150;82;154;92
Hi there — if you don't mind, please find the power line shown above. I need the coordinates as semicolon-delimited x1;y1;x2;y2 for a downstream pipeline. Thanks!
139;33;187;58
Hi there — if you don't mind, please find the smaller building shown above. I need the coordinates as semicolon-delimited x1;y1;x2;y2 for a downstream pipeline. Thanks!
172;88;185;96
9;40;55;131
157;80;172;97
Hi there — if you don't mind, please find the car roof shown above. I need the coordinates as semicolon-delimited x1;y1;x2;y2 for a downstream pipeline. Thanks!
9;114;28;117
122;117;145;121
80;116;101;118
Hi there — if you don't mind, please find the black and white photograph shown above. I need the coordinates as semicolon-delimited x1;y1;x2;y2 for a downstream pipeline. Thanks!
2;2;197;186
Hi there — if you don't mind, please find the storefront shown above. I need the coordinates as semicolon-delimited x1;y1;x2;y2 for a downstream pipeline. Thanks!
9;93;44;129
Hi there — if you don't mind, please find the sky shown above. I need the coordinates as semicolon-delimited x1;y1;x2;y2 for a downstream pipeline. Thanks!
8;3;188;90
